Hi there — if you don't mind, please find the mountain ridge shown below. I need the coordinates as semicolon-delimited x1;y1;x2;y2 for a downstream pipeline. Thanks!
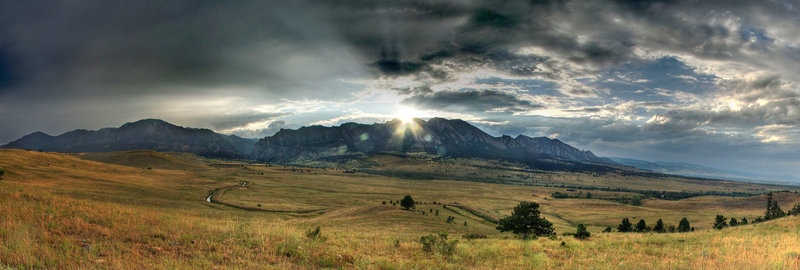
251;117;615;166
1;119;257;158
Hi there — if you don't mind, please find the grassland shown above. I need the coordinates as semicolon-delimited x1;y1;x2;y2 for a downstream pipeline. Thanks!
1;149;800;269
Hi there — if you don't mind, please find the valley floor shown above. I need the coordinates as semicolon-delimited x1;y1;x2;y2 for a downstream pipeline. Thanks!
1;149;799;269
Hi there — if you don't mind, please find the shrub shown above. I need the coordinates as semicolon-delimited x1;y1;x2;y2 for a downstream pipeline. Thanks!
574;224;590;239
602;226;612;233
462;233;487;239
419;232;458;256
496;201;555;238
729;217;738;227
0;169;4;180
446;216;455;223
741;217;748;225
306;226;323;240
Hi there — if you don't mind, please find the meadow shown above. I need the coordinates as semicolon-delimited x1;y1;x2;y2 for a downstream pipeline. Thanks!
2;149;800;269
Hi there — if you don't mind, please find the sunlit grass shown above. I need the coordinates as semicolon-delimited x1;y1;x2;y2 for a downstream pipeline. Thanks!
1;149;799;269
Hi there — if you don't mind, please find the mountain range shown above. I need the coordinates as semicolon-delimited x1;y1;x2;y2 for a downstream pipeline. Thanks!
2;118;612;167
252;118;613;166
1;119;257;158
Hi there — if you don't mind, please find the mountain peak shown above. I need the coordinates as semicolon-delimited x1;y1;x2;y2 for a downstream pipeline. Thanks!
252;117;613;166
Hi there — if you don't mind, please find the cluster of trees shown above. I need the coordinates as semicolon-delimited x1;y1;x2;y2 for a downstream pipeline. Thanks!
616;218;692;233
712;215;750;230
551;191;593;199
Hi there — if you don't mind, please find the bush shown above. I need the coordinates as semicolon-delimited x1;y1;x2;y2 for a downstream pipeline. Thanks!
446;216;455;223
419;232;458;256
496;201;555;238
305;226;324;241
462;233;487;239
574;224;590;239
602;226;612;233
0;169;4;180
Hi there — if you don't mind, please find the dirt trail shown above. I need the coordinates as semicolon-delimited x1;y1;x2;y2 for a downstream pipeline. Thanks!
205;180;326;214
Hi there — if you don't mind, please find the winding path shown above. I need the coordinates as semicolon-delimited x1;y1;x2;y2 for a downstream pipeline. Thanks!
205;180;326;214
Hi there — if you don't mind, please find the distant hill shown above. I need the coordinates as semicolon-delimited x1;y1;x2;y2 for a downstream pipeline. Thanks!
1;119;257;158
608;157;799;184
252;118;615;168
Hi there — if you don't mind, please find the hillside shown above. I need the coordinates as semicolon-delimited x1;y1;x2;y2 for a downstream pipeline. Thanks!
1;119;257;158
252;118;614;167
3;149;800;268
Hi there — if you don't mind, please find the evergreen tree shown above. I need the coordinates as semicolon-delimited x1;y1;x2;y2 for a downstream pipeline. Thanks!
617;218;633;232
764;192;785;220
602;226;612;233
496;201;555;238
574;224;591;239
634;219;650;232
400;195;416;210
653;219;665;233
788;202;800;216
741;217;748;225
713;215;727;230
678;218;691;232
729;217;738;226
667;225;676;233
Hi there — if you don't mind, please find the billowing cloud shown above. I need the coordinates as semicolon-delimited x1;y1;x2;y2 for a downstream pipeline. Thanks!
3;0;800;180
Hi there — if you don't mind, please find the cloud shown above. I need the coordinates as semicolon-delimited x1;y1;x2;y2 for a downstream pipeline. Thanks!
402;89;543;113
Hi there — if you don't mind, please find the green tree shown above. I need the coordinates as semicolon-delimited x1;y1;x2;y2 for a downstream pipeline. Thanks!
764;192;785;220
400;195;415;210
729;217;738;227
496;201;555;238
678;218;691;232
653;219;665;233
0;169;4;180
634;219;650;232
435;209;439;216
446;216;455;223
602;226;612;233
574;224;591;239
713;215;727;230
617;218;633;232
741;217;748;225
788;202;800;216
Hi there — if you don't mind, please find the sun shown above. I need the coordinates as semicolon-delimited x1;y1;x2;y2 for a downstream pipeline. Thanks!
394;106;423;123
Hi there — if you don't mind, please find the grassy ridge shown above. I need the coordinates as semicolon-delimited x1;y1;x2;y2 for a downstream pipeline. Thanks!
2;149;800;269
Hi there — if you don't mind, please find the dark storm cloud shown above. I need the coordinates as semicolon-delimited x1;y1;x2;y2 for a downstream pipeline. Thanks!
402;90;542;113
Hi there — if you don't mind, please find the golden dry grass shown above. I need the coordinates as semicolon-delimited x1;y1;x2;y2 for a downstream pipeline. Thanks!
1;149;800;269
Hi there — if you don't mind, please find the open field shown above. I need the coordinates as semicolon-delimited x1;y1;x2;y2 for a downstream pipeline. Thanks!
2;149;800;269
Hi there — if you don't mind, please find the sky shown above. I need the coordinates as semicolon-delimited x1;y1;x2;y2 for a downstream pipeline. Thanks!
2;0;800;180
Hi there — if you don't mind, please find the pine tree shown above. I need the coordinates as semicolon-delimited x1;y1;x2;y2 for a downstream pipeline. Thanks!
400;195;416;210
729;217;738;226
741;217;748;225
653;219;665;233
713;215;727;230
618;218;633;232
765;192;785;220
634;219;650;232
678;218;691;232
496;201;555;238
574;224;591;239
